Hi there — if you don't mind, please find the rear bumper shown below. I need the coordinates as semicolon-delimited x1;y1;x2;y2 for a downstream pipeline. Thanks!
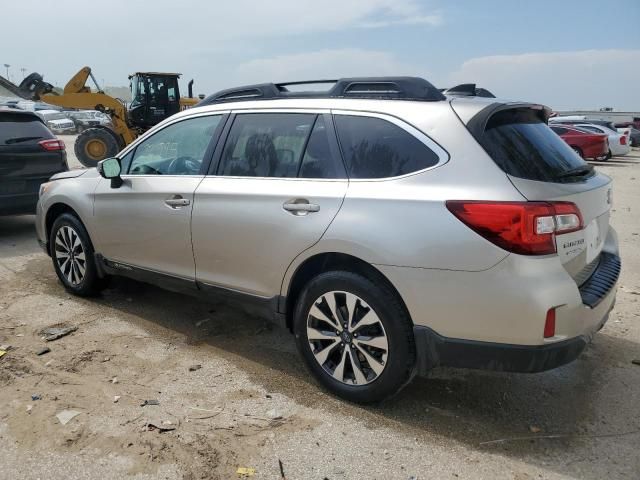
413;325;594;375
0;192;38;215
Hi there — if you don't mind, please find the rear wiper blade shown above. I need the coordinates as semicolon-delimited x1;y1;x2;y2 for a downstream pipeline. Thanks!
5;136;43;144
557;165;594;179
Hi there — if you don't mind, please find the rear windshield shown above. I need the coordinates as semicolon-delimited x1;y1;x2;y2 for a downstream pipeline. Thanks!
0;113;53;145
480;109;590;182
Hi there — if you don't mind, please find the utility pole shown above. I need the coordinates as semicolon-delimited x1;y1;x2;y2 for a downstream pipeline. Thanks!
21;67;26;79
3;64;10;80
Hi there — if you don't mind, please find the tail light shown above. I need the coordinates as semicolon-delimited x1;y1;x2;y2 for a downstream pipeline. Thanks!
445;201;583;255
39;139;66;151
620;136;627;145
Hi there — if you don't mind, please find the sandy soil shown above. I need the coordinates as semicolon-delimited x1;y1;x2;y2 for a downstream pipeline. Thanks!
0;151;639;479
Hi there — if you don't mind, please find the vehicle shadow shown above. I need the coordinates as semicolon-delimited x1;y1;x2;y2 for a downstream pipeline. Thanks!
0;215;41;259
86;276;639;480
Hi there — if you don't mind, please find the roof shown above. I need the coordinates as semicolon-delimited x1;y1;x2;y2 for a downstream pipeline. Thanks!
128;72;182;78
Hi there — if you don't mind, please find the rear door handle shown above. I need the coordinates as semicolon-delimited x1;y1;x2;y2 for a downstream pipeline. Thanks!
283;199;320;215
165;195;190;208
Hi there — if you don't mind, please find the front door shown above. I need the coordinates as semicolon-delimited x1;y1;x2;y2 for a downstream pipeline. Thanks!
92;114;225;280
192;112;348;297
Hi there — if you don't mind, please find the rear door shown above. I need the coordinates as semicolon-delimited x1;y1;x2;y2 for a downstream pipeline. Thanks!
0;111;67;209
192;111;348;297
469;106;612;283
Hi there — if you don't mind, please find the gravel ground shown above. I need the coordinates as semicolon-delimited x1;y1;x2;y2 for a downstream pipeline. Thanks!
0;149;639;479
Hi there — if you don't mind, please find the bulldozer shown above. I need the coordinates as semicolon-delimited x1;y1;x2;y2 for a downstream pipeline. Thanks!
9;67;199;166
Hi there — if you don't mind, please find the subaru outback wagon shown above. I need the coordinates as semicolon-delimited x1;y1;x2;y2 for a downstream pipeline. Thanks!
36;77;621;402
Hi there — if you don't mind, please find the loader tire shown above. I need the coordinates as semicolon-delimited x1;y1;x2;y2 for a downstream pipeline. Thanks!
74;128;120;168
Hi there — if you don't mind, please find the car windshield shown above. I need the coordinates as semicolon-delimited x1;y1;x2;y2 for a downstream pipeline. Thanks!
44;112;68;121
480;108;591;183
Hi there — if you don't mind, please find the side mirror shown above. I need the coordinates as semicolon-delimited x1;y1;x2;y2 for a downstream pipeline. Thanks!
97;157;123;188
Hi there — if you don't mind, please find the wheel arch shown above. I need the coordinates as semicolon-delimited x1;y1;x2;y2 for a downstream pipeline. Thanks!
44;202;84;256
283;252;413;332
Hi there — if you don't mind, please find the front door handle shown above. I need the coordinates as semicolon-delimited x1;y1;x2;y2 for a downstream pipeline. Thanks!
165;195;190;208
283;199;320;216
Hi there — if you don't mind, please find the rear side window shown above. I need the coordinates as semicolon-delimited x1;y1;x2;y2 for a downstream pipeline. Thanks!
480;109;589;182
334;115;439;179
219;113;314;178
550;126;567;135
0;113;53;145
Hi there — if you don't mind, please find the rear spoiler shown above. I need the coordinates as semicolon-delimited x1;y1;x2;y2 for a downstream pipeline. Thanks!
441;83;496;98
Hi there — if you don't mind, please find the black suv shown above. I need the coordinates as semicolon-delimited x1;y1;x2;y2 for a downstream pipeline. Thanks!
0;108;68;215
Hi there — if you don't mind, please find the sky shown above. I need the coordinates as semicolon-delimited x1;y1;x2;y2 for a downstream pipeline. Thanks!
1;0;639;110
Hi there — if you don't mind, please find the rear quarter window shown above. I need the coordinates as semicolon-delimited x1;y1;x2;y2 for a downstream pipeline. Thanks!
479;108;589;182
0;113;53;145
334;115;440;179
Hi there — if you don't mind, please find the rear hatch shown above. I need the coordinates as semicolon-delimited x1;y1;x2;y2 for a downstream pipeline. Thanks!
0;110;68;196
459;103;612;285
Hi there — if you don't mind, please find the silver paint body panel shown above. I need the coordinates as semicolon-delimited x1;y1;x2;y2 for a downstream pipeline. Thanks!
36;95;619;347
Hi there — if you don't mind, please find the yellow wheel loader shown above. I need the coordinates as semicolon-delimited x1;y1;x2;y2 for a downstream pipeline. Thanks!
13;67;199;167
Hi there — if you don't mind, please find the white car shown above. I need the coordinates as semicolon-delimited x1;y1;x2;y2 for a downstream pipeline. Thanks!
573;124;630;157
68;110;112;132
37;109;76;134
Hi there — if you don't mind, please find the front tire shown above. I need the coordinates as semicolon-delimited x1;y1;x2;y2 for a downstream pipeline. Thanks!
293;271;415;403
50;213;109;296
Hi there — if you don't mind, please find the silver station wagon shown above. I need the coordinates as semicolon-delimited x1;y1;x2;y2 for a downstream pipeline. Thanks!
36;77;621;402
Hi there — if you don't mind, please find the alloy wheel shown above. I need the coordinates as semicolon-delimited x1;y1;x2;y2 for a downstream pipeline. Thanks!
306;291;389;386
54;226;86;286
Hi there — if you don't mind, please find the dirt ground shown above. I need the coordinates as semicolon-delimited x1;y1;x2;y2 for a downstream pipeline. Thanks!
1;146;639;480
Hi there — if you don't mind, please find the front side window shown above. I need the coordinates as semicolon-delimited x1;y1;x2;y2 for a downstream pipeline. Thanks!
128;115;222;175
334;115;440;179
218;113;315;177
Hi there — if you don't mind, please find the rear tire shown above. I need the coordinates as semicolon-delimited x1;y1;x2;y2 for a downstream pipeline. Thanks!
74;128;120;168
293;271;416;403
571;146;583;158
50;213;109;296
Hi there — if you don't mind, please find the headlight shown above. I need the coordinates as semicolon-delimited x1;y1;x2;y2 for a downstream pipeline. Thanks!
39;182;52;197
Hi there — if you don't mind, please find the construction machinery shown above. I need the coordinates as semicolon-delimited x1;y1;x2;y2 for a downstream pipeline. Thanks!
6;67;199;166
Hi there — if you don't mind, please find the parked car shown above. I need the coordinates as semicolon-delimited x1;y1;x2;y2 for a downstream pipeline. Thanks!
37;110;76;134
570;124;630;157
550;117;631;143
0;99;22;109
0;108;68;215
67;110;111;133
35;77;620;402
549;125;609;160
615;125;640;147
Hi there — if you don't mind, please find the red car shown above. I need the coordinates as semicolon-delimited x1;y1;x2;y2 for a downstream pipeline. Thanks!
550;125;609;161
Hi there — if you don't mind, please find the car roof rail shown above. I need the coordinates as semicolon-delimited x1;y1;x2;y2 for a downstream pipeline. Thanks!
441;83;496;98
198;77;446;106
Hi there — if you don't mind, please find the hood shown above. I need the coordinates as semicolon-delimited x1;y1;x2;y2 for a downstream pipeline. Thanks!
50;169;90;180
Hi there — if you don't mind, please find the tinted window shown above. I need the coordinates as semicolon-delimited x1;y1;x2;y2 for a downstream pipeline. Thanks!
129;115;222;175
334;115;439;179
0;113;52;145
480;109;589;182
579;125;604;134
218;113;314;178
550;126;567;135
299;116;345;179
